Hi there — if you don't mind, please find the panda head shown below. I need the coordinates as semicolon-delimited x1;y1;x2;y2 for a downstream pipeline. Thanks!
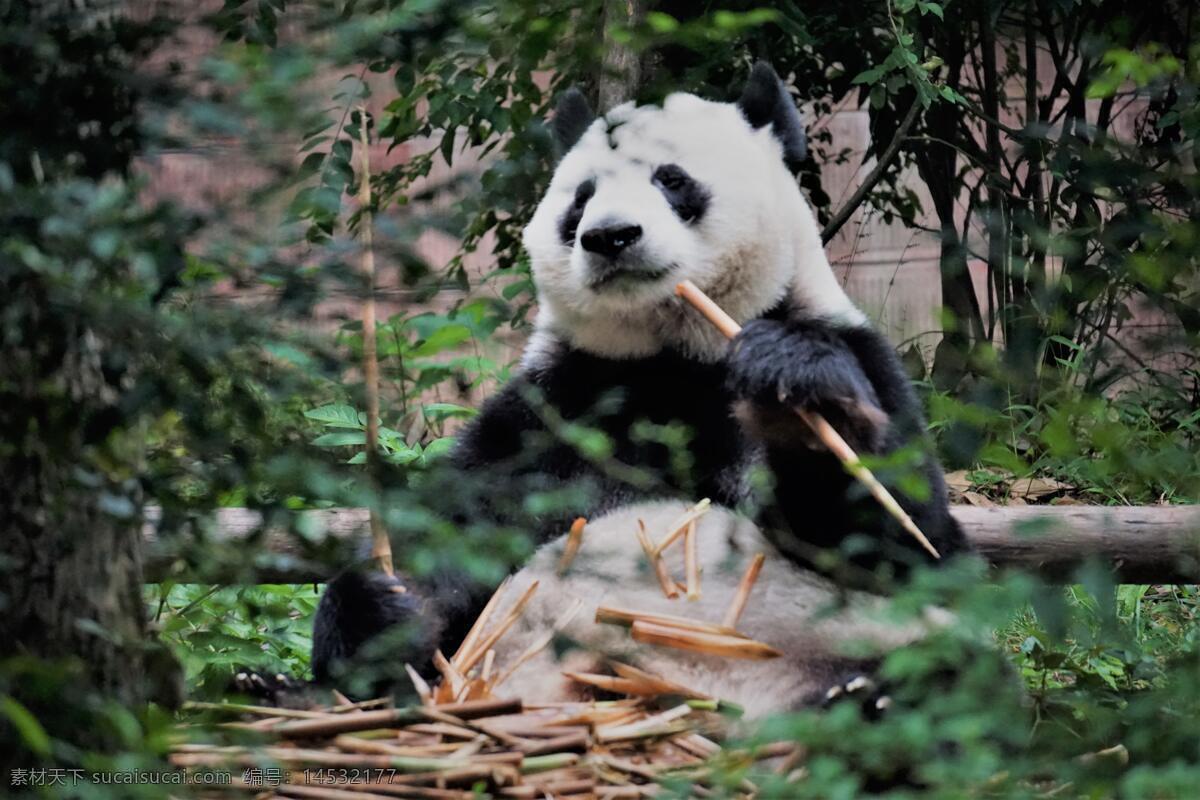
522;62;862;362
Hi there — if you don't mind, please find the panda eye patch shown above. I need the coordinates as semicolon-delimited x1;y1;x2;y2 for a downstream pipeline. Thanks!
652;164;710;224
653;164;690;191
557;178;596;244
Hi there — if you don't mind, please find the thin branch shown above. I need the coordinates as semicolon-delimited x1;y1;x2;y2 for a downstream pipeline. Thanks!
357;106;394;578
821;98;921;245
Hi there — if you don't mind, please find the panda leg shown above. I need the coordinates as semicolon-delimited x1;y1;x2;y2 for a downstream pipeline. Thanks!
311;570;442;694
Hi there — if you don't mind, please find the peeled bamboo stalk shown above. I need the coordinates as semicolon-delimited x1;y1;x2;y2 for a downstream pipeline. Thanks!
675;279;941;560
630;620;782;660
457;580;540;674
563;671;662;696
183;701;330;720
721;553;765;629
651;499;712;557
519;731;591;756
451;576;512;667
481;649;496;682
596;704;693;743
433;649;466;702
609;661;709;700
594;605;744;637
406;662;432;704
684;519;700;601
492;597;583;690
636;519;679;599
501;780;595;798
276;783;404;800
557;516;588;575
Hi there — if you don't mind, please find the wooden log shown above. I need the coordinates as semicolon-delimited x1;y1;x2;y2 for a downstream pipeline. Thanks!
142;505;1200;584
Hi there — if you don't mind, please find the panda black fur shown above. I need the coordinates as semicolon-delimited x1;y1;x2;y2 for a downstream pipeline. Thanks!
312;63;970;714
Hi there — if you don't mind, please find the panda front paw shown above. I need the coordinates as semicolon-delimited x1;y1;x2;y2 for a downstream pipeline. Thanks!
231;670;305;700
821;673;893;720
727;318;888;452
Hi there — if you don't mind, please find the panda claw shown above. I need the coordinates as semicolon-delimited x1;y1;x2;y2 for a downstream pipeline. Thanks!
845;675;874;694
875;696;892;712
824;685;843;702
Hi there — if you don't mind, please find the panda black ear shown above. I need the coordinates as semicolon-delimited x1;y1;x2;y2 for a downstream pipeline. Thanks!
551;87;595;156
737;62;808;169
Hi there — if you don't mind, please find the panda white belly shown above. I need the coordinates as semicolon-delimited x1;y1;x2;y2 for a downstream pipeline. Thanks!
488;500;945;719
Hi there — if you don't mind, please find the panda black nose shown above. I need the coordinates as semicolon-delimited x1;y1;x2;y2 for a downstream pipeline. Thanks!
580;223;643;259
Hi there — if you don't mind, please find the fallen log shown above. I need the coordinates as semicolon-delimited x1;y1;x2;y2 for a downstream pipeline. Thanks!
142;505;1200;584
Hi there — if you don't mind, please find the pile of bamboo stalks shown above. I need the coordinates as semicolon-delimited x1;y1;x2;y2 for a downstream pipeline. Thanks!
172;508;800;798
175;690;801;799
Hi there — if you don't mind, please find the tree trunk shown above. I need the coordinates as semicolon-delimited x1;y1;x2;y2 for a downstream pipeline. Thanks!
598;0;646;108
0;323;152;713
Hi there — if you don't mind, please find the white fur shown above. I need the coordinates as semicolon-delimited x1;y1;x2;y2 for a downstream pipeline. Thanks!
489;501;947;719
522;92;865;363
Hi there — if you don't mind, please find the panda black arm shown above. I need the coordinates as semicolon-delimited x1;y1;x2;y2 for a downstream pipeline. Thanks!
727;315;969;575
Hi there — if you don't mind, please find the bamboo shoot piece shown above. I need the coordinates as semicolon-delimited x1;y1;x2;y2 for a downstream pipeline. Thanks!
492;597;583;690
722;553;765;629
630;620;781;660
562;671;660;696
609;661;710;699
451;576;512;668
594;605;745;637
651;499;711;557
684;519;700;601
674;279;940;560
457;580;540;674
406;663;432;705
636;519;678;599
557;516;587;574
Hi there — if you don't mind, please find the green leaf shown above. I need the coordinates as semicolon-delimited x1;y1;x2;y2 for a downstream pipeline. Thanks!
421;403;477;421
422;437;456;461
1;696;52;756
411;324;473;357
311;431;366;447
851;66;886;85
304;404;363;429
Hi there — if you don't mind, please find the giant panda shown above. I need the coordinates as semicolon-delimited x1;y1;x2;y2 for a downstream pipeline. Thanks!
311;63;970;717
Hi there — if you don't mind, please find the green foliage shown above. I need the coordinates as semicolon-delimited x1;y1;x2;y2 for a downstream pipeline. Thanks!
151;584;319;698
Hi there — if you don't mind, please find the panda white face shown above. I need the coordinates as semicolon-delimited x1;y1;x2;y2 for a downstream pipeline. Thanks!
522;84;861;362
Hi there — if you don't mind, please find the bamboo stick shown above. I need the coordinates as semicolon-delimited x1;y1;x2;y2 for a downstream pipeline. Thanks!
557;516;588;575
183;701;330;720
457;580;540;674
721;553;765;629
630;621;781;660
594;605;744;637
501;780;595;798
608;662;709;700
491;597;583;690
683;519;700;601
519;731;590;756
521;753;581;774
562;671;661;696
636;519;678;599
273;698;520;740
674;279;941;560
650;499;711;557
450;576;511;668
356;104;393;577
596;704;693;743
405;663;431;705
276;784;402;800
